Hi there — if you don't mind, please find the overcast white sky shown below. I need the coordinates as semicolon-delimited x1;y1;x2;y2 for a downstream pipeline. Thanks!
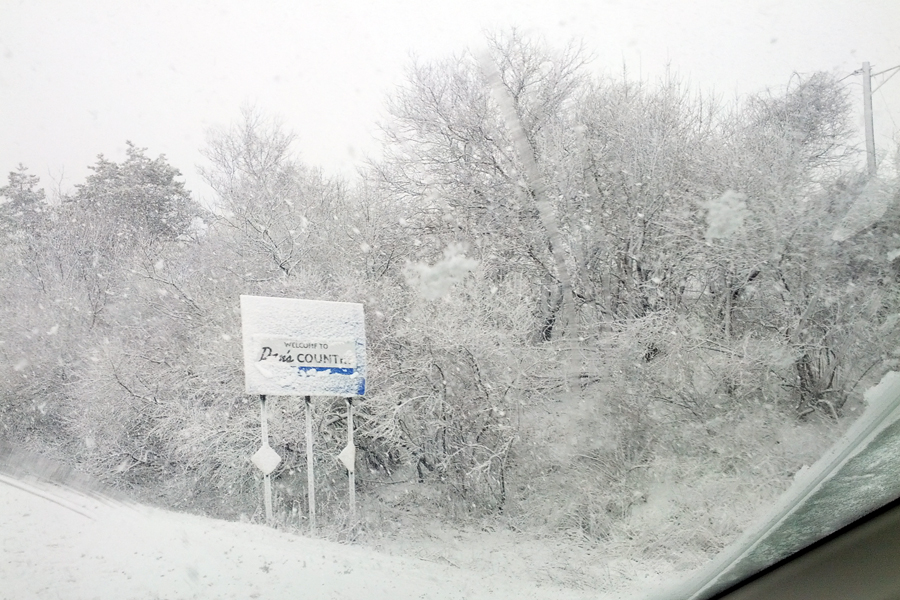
2;0;899;204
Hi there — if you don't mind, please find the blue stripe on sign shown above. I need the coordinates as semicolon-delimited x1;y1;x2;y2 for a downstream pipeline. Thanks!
297;366;356;376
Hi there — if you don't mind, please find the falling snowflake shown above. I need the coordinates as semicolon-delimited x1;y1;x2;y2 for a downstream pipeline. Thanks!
405;243;479;300
703;190;749;241
832;177;892;242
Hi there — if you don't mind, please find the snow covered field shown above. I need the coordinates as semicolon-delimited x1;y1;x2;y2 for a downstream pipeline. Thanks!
0;475;644;600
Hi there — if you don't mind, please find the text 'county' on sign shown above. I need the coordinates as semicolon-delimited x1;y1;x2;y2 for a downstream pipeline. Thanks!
256;338;356;375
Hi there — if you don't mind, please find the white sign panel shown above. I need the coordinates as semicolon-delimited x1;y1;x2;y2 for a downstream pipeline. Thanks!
240;296;366;396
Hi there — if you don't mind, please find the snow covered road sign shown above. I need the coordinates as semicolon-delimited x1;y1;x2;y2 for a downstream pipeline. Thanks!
240;296;367;396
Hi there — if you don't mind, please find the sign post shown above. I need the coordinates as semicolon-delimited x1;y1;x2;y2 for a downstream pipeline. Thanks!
260;395;273;523
250;395;281;524
240;296;366;532
337;398;356;517
305;395;316;533
348;398;356;516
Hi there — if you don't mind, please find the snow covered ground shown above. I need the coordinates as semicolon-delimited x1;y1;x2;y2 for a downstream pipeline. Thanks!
0;475;652;600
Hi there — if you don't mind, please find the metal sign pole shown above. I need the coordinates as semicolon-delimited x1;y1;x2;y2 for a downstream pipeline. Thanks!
305;395;316;533
260;395;273;525
347;397;356;517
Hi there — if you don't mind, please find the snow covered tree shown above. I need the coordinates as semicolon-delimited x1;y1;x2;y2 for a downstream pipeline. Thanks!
375;31;588;340
201;107;351;285
71;142;195;248
0;164;46;240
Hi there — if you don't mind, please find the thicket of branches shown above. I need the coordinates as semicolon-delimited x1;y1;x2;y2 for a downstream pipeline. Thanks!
2;33;898;540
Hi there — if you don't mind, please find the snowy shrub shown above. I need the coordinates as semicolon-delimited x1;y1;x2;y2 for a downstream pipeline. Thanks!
360;266;537;513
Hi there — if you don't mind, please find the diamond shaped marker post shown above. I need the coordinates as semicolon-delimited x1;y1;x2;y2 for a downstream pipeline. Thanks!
252;444;281;476
340;397;357;518
337;443;355;473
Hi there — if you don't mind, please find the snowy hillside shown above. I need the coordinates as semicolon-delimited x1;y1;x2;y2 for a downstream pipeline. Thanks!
1;475;658;600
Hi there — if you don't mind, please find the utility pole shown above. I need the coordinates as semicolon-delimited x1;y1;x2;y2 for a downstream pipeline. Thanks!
862;62;877;176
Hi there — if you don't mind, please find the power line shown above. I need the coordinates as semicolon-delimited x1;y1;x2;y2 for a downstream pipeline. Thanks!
837;64;900;90
872;65;900;94
872;64;900;78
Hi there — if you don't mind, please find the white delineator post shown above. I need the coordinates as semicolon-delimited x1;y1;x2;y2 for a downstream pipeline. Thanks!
305;395;316;534
251;394;281;524
337;398;357;517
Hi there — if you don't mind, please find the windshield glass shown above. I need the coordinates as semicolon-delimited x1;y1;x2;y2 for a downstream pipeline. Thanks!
1;3;899;599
